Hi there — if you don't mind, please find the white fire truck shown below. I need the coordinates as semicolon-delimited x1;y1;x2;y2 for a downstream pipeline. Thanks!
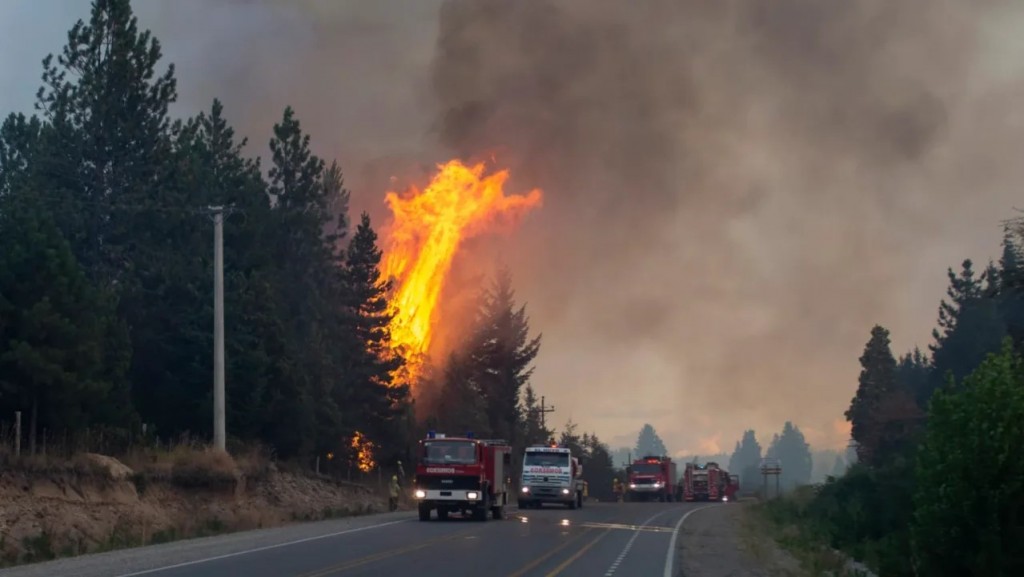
517;443;585;509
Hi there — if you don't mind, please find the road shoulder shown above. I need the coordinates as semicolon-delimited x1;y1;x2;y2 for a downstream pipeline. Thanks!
675;502;805;577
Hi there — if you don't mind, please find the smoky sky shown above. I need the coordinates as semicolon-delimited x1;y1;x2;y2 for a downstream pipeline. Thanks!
4;0;1024;454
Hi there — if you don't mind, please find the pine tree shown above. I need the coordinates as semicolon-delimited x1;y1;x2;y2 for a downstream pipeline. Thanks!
926;259;1007;403
0;113;42;195
895;347;932;408
729;429;763;484
997;231;1024;352
263;106;341;459
634;423;669;457
34;0;177;282
766;422;813;490
846;325;897;466
433;351;489;436
0;192;131;452
342;212;407;450
469;265;542;444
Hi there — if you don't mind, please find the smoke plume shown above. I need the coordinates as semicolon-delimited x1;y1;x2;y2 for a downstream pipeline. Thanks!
93;0;1024;451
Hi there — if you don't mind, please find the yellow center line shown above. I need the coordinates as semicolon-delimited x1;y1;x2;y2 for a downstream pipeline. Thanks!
544;528;612;577
504;528;596;577
296;527;479;577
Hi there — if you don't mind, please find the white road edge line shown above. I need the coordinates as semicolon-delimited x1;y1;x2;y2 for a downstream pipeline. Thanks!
603;508;676;577
662;504;720;577
113;518;410;577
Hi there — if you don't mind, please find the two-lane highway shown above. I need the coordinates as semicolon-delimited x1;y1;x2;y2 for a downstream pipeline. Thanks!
0;502;721;577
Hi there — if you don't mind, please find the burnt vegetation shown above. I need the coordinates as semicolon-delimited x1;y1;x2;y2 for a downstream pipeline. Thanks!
0;0;597;484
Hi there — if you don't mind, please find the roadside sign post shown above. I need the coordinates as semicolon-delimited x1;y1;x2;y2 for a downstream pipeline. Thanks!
759;457;782;499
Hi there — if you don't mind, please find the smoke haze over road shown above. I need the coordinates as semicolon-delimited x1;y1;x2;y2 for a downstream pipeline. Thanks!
4;0;1024;455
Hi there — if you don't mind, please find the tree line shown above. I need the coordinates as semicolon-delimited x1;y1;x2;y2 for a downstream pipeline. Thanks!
774;219;1024;575
0;0;554;474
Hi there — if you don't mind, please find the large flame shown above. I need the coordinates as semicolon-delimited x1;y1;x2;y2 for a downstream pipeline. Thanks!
381;159;543;385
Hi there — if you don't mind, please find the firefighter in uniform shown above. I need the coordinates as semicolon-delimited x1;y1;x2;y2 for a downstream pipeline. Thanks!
388;474;400;512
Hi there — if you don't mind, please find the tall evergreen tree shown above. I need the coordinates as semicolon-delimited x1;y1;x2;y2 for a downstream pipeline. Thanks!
34;0;177;283
926;259;1007;403
766;421;813;490
895;347;932;408
846;325;898;466
0;192;131;452
634;423;669;457
470;265;542;444
342;212;407;448
728;429;763;485
433;351;489;436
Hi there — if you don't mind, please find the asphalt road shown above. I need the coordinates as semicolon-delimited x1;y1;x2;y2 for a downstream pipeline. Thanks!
0;501;721;577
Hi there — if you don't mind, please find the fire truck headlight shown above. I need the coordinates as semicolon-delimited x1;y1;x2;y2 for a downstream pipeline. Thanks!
521;486;530;493
629;483;637;489
561;488;570;495
654;482;663;488
414;489;426;499
467;491;480;500
723;496;729;502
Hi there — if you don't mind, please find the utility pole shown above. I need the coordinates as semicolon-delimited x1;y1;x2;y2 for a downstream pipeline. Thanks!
209;206;226;452
539;396;556;431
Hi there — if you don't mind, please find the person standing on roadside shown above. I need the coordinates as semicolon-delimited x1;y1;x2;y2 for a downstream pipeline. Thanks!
388;475;400;511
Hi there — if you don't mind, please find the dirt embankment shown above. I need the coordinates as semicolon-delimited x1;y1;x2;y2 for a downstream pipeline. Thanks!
0;451;390;567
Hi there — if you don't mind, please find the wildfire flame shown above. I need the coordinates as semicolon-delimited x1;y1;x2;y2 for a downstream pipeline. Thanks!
381;159;543;384
351;431;376;473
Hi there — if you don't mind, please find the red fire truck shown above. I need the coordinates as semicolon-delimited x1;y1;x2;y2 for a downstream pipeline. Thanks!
413;431;512;521
625;455;678;502
682;461;736;502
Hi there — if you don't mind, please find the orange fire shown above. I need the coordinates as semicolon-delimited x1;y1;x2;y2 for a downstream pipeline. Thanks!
381;159;543;385
351;431;376;473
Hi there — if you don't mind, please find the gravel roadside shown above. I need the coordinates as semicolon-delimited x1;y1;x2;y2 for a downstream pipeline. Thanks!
676;502;805;577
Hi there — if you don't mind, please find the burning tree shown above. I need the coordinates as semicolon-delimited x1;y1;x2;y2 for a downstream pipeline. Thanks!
350;431;376;473
380;159;542;390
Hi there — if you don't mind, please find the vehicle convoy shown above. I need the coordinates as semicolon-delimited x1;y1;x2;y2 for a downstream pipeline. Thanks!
625;455;679;502
518;443;586;509
682;461;737;502
412;431;512;521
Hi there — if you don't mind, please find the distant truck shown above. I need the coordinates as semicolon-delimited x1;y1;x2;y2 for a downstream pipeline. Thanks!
412;431;512;521
625;455;679;502
518;443;586;509
682;461;736;502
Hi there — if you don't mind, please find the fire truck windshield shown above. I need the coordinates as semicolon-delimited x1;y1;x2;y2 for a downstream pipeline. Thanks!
631;463;662;475
422;441;476;465
524;452;569;467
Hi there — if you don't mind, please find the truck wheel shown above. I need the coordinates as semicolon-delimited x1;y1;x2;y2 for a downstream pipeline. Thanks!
491;502;504;520
577;492;583;509
418;504;431;521
568;494;578;510
517;500;527;509
473;495;490;521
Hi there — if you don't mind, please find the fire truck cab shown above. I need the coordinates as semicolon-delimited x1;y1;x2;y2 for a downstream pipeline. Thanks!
413;431;512;522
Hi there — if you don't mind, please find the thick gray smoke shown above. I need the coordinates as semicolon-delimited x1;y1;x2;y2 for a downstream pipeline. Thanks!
13;0;1021;453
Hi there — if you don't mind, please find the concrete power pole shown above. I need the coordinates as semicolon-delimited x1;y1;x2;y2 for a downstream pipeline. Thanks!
210;206;226;451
